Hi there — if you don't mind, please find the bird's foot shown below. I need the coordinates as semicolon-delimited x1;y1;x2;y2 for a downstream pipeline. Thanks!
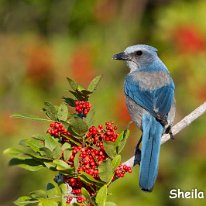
134;146;141;165
165;125;174;140
134;136;142;165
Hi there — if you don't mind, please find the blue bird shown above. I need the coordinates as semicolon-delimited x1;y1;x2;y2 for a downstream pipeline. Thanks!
113;44;175;192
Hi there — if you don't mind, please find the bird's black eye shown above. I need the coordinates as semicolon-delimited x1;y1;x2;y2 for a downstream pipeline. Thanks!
135;50;142;56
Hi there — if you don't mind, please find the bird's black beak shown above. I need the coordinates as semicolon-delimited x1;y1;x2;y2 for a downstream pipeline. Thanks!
112;52;129;61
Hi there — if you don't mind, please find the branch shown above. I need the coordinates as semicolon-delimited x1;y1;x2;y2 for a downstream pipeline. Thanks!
124;101;206;167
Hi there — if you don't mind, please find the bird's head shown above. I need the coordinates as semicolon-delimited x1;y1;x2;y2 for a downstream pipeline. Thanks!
113;44;158;72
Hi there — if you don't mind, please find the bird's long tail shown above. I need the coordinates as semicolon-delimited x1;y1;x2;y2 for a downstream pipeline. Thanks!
139;114;164;192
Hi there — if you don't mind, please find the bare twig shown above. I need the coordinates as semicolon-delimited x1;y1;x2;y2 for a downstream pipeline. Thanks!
124;102;206;167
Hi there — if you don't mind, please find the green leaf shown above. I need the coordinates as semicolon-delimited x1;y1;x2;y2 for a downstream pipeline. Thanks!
116;129;130;154
103;142;117;158
23;138;44;152
9;158;43;171
57;103;68;121
52;146;62;159
77;84;86;92
23;148;45;160
32;135;46;141
96;185;107;206
11;114;50;122
80;90;93;95
60;126;81;146
61;197;67;206
42;102;57;121
85;108;95;126
39;198;58;206
59;183;68;196
40;146;61;160
39;147;53;159
63;97;76;107
87;75;102;92
98;159;113;183
63;149;72;161
4;147;25;157
81;187;90;200
46;183;61;198
4;146;46;161
79;172;103;187
44;162;57;170
30;190;47;199
53;160;71;171
69;90;84;100
44;134;59;151
68;115;88;136
67;77;78;90
62;142;72;161
62;120;79;138
111;155;121;171
14;196;38;206
62;142;71;150
81;187;96;205
74;151;81;173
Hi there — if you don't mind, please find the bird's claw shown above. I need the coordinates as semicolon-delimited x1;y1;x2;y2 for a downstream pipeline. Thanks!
165;125;174;140
134;136;142;165
134;146;141;165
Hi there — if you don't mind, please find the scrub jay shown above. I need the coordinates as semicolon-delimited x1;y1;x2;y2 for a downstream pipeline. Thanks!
113;44;175;191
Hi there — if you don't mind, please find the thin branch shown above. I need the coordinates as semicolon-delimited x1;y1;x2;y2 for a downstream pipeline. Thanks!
124;101;206;167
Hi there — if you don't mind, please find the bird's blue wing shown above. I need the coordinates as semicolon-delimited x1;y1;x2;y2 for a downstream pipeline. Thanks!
124;74;174;121
154;84;174;117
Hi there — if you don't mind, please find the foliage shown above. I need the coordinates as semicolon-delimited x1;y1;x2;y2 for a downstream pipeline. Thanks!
4;75;132;206
1;1;206;206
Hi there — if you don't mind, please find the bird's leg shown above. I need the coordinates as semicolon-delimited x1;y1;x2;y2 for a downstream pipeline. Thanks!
134;136;142;165
136;136;142;148
155;113;174;139
165;125;174;140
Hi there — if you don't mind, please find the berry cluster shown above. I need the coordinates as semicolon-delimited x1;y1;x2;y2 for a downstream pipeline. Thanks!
47;122;70;137
64;177;95;204
114;164;132;179
65;177;84;204
86;122;119;145
59;122;132;205
68;145;106;178
75;100;91;116
48;121;132;205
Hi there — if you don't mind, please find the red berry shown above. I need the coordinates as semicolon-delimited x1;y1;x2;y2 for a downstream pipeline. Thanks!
77;196;83;203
